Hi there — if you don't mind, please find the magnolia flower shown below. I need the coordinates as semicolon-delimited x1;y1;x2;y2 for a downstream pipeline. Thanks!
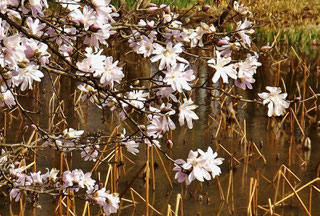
184;22;216;47
120;129;140;155
234;1;251;15
10;63;44;91
42;168;59;183
123;140;139;155
151;42;188;70
58;0;81;10
125;90;149;110
179;98;199;129
69;6;95;30
84;23;116;47
236;18;254;47
27;0;49;17
24;38;50;66
0;18;9;40
208;51;237;83
0;149;8;168
173;159;190;184
62;169;95;191
0;87;16;108
90;188;119;216
173;147;224;185
258;86;290;117
81;146;99;162
198;147;224;178
76;47;106;76
2;34;26;68
63;128;84;139
235;53;261;90
216;36;240;57
163;64;195;92
96;56;124;88
28;171;43;185
25;17;46;36
183;150;211;182
136;35;154;58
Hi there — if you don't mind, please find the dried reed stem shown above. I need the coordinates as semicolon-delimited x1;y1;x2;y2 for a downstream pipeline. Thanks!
130;188;161;215
280;172;311;216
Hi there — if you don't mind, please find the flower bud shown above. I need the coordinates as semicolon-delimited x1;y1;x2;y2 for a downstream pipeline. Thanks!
202;4;211;12
147;6;158;13
260;45;272;52
167;139;173;149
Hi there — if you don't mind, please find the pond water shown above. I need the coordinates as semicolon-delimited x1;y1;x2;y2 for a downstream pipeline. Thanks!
1;45;320;215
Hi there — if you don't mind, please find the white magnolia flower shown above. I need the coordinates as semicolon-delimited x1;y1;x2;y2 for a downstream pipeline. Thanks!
76;47;106;76
97;56;124;88
173;147;224;185
136;35;154;58
179;98;199;129
234;1;251;15
10;63;44;91
0;87;16;108
198;147;224;178
58;0;81;10
208;51;237;83
183;150;211;182
163;64;195;92
151;42;188;70
236;18;254;47
258;86;290;117
125;90;149;110
63;128;84;139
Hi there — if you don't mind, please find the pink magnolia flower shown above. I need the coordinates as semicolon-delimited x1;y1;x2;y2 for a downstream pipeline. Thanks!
235;53;261;90
173;159;190;184
124;90;149;110
197;147;224;178
91;0;119;22
183;150;211;183
208;51;237;83
216;36;240;57
234;1;251;16
2;35;26;68
25;17;46;36
26;0;49;17
90;187;119;215
179;98;199;129
0;18;9;40
24;38;50;65
76;47;106;76
81;146;99;162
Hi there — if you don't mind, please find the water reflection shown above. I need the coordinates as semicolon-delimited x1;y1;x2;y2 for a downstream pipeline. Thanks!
1;46;320;215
